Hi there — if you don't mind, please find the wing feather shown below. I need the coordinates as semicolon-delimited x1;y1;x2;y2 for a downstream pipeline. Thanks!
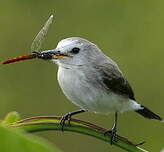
97;61;135;100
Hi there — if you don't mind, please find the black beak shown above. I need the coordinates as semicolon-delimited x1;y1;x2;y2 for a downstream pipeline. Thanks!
32;49;70;60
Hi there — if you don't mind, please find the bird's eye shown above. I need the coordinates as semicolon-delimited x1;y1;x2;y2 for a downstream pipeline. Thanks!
71;47;80;54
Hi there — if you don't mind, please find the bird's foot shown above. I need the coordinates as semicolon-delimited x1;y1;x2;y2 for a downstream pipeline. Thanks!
104;127;117;145
60;109;86;131
60;112;72;131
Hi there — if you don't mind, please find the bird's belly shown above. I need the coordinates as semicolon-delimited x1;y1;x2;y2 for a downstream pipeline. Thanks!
58;67;138;113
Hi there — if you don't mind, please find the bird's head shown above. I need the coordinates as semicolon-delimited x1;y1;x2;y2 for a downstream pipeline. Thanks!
35;37;103;68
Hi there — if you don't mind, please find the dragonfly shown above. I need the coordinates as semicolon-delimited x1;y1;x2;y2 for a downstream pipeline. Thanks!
1;15;54;64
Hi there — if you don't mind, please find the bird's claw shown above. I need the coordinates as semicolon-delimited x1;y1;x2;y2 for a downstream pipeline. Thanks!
60;113;72;131
104;128;117;145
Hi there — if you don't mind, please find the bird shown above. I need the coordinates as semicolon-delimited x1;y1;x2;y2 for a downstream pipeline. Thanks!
35;37;163;144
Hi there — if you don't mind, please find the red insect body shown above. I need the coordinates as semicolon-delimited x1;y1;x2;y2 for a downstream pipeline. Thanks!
1;54;37;64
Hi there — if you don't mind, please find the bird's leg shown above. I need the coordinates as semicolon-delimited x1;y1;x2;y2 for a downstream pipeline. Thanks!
104;112;118;145
110;112;118;144
60;109;86;131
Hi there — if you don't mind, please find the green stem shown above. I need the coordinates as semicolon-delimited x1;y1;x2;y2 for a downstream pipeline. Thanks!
10;116;148;152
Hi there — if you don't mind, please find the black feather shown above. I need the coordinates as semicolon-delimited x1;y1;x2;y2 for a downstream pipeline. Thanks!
101;70;135;100
136;105;162;121
97;61;162;121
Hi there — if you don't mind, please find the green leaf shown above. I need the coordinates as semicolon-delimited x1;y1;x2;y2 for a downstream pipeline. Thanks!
0;125;61;152
1;111;21;125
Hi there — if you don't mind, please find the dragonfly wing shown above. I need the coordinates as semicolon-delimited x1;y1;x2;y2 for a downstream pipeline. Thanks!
31;15;54;52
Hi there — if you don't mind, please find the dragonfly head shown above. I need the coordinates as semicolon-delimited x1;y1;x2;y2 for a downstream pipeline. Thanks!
32;51;53;60
32;49;71;60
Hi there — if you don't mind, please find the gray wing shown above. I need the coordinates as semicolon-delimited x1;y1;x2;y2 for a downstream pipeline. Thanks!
97;60;135;100
31;15;54;51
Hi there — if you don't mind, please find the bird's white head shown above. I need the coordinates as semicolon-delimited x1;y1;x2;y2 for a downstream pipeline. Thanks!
39;37;103;68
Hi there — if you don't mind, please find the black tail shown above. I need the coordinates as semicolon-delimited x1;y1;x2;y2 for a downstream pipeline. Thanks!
136;105;163;121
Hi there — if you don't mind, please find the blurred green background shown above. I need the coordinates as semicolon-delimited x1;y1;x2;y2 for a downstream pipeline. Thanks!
0;0;163;151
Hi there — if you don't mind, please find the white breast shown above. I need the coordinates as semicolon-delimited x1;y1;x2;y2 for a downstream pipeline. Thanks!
57;66;141;114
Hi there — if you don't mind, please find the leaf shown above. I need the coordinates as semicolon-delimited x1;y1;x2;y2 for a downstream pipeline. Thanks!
1;111;21;125
0;125;61;152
